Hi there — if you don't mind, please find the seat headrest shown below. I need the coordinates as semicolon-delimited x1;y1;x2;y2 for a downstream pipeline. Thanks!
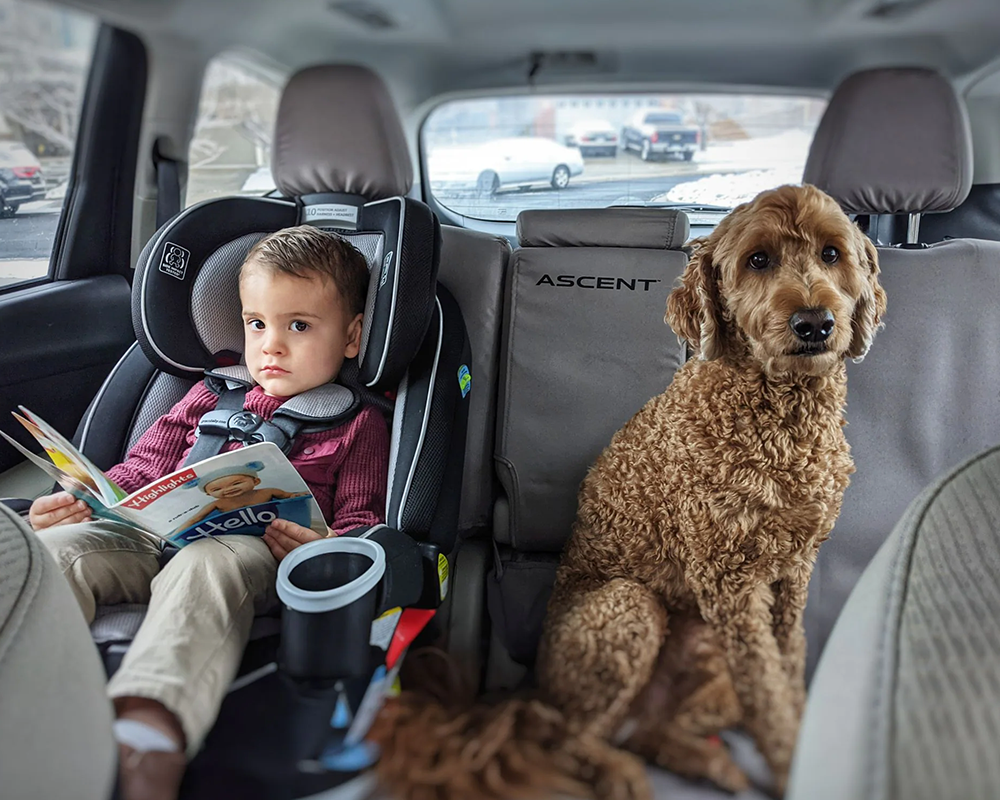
804;67;973;215
272;64;413;201
516;208;689;249
132;196;439;392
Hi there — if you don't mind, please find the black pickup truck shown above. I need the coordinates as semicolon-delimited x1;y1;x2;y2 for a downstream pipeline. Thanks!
620;110;700;161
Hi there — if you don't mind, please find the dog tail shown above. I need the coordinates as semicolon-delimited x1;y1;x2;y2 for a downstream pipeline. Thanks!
369;648;620;800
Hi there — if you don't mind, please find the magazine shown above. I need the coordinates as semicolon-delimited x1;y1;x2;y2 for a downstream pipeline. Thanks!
1;407;327;547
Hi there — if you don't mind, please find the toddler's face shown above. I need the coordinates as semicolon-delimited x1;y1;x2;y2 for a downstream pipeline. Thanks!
240;261;363;397
204;473;260;499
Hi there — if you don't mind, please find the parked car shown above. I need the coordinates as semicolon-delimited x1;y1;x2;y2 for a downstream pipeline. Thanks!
564;119;618;157
0;141;46;217
428;137;584;196
620;110;700;161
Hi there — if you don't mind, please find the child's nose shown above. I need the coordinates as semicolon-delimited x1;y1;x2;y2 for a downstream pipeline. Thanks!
262;331;286;354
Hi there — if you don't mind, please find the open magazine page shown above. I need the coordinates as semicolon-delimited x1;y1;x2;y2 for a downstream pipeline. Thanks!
0;426;108;507
111;442;327;547
14;407;125;505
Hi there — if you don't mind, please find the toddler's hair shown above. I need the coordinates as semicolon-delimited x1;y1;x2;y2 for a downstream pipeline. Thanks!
243;226;369;315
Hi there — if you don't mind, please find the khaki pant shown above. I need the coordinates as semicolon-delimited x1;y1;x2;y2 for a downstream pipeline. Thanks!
36;521;278;756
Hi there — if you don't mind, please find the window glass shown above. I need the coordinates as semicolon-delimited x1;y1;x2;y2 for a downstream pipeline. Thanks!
0;0;97;288
186;55;281;207
422;93;826;223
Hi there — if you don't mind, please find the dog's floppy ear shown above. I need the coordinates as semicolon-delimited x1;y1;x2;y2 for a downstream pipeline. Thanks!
666;238;727;360
847;229;887;361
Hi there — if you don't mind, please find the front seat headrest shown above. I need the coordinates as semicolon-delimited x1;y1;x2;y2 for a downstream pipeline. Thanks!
272;64;413;201
804;67;973;216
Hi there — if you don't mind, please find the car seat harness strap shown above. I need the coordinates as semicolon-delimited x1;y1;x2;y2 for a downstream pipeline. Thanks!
183;366;361;466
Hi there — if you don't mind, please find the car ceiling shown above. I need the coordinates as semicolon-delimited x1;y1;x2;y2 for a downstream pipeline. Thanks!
52;0;1000;105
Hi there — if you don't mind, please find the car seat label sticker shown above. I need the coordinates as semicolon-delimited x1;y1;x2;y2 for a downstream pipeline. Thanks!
438;552;450;600
458;365;471;398
303;203;359;229
159;243;190;281
369;606;402;650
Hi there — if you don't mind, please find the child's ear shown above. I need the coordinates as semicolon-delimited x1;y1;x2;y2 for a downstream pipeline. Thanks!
344;313;364;359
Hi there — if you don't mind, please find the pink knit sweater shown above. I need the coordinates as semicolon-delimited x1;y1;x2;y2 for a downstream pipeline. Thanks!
106;382;388;535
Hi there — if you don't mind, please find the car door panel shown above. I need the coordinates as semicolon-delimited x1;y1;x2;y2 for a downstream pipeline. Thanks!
0;276;133;473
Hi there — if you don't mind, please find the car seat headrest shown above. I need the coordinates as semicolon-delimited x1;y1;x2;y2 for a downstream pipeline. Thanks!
516;207;689;250
804;67;972;215
132;195;439;392
271;64;413;201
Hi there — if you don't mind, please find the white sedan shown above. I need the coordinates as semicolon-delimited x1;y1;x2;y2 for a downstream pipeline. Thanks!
428;137;584;196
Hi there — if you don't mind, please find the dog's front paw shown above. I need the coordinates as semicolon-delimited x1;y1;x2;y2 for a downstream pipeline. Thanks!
593;748;653;800
706;748;750;794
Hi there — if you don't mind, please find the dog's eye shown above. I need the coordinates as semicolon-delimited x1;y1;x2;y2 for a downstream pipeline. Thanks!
821;246;840;264
747;252;770;271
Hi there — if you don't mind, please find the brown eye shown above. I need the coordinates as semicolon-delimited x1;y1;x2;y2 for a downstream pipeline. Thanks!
821;246;839;264
747;252;770;271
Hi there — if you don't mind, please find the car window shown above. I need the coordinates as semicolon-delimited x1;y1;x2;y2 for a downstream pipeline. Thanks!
422;93;826;224
0;0;97;288
186;54;281;207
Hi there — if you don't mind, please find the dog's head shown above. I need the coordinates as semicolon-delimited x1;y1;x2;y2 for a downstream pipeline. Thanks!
666;184;886;376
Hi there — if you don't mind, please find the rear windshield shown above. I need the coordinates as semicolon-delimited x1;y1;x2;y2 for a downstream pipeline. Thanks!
421;93;826;223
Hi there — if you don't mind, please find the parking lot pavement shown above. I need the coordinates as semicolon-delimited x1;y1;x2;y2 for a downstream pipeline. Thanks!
0;206;60;266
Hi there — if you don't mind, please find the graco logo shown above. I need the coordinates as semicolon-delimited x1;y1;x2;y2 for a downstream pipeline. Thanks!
159;243;190;281
379;251;394;288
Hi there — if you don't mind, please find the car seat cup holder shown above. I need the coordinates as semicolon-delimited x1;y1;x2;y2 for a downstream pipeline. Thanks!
276;537;386;682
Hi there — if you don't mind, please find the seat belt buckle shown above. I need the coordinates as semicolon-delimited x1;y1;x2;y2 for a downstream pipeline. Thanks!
227;410;265;443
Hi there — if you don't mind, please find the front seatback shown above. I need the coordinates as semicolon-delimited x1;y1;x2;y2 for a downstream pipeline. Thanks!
489;208;690;665
801;67;1000;674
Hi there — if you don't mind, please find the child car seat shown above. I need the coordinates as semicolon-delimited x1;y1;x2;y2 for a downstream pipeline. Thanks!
25;63;470;799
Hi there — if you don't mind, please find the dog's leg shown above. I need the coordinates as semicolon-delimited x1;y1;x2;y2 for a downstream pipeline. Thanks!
537;578;667;800
770;569;811;720
623;614;747;792
692;578;798;795
626;682;748;792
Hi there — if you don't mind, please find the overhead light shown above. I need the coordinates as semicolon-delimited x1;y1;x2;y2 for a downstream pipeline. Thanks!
327;1;396;31
866;0;934;20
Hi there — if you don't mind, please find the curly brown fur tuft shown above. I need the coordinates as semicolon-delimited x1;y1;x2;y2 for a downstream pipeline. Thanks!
373;185;885;800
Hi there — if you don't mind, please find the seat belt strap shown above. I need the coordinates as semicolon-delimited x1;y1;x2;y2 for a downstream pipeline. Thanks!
153;139;181;229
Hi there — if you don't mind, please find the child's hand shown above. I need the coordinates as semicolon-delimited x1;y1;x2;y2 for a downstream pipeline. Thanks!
29;492;92;530
263;518;325;561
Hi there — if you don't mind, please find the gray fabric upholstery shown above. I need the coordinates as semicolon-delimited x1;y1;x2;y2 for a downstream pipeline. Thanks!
804;239;1000;676
804;67;973;215
126;371;193;452
192;232;267;357
272;64;412;200
0;504;115;800
789;444;1000;800
495;233;688;551
437;225;511;534
517;207;690;250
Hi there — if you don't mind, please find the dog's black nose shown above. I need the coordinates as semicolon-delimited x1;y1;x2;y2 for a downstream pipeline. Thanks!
790;309;835;343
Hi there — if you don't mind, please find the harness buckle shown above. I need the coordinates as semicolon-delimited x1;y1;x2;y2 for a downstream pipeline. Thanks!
227;410;265;444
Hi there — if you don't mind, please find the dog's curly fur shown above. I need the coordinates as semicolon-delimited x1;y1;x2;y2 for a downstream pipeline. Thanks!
373;184;886;800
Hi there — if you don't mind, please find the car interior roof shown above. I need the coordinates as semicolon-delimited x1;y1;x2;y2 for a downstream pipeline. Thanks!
59;0;1000;99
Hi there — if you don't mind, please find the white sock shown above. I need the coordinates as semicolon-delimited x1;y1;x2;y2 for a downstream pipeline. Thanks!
113;719;180;753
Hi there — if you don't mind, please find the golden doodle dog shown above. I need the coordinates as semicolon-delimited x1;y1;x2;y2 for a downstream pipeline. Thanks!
373;184;887;800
